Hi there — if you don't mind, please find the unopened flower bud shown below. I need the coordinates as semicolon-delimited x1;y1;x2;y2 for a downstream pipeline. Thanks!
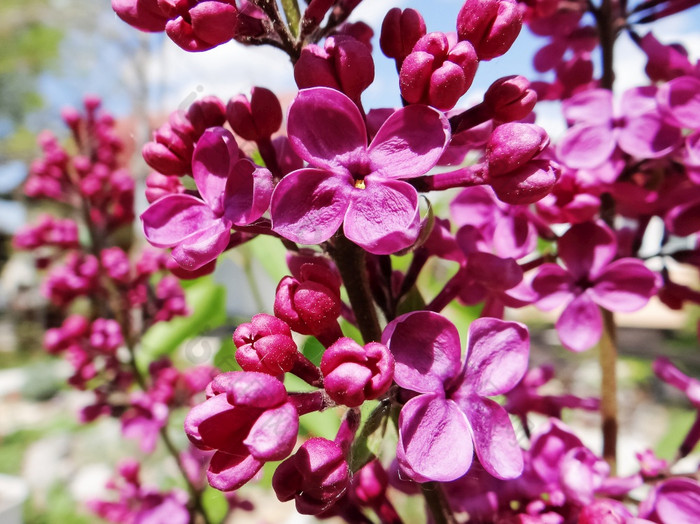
294;35;374;105
90;318;124;354
272;437;350;515
320;338;394;407
400;32;478;111
457;0;522;61
274;262;342;345
145;172;185;203
483;75;537;122
486;123;549;176
226;87;283;141
380;8;426;68
186;95;227;137
111;0;168;32
165;1;238;52
489;159;559;204
233;314;298;375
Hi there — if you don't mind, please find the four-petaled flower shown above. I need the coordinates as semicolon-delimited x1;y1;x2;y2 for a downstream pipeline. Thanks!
382;310;529;482
271;87;450;254
141;127;272;270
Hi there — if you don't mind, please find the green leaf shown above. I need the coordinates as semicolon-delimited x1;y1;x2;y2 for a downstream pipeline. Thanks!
213;337;241;372
301;336;325;366
201;486;229;524
246;234;289;282
139;276;227;366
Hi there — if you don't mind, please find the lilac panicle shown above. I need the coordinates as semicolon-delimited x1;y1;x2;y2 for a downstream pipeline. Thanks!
141;127;272;270
185;371;299;491
271;87;449;254
382;311;529;482
532;220;660;352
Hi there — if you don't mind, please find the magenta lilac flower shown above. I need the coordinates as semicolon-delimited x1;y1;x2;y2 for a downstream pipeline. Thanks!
271;87;450;254
382;310;529;482
532;220;660;352
141;127;273;270
184;371;299;491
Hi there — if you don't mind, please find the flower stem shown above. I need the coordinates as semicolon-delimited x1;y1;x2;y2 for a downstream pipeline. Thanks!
421;482;456;524
328;234;382;343
599;307;618;474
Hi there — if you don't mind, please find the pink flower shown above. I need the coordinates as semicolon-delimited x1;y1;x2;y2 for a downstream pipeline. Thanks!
184;372;299;491
271;87;450;254
382;311;529;482
142;127;272;270
532;220;660;352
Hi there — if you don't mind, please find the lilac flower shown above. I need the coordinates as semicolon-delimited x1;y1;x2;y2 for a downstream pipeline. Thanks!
639;478;700;524
532;220;660;352
271;87;450;254
142;127;272;270
382;310;529;482
557;87;682;169
184;371;299;491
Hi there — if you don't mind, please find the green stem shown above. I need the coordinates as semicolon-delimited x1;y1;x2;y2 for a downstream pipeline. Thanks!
328;234;382;343
420;483;456;524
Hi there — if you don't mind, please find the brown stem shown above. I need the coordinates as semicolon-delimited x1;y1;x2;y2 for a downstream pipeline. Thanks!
599;307;618;474
421;482;456;524
328;234;382;343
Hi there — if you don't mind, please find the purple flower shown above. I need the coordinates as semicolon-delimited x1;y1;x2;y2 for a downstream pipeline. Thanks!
271;87;450;254
557;87;682;169
532;220;660;352
382;311;529;482
639;478;700;523
142;127;272;270
184;371;299;491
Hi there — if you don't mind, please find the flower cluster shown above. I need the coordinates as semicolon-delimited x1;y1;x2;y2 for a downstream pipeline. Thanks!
16;0;700;521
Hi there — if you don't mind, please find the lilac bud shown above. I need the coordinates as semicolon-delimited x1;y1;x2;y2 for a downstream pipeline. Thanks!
320;338;394;407
186;96;227;137
233;314;298;375
112;0;168;32
90;318;124;354
483;75;537;122
294;36;374;104
379;8;426;67
101;247;131;283
142;122;194;176
400;32;478;111
486;123;549;176
456;0;522;61
144;172;185;203
165;1;238;52
274;262;342;345
489;159;560;204
272;437;350;515
226;87;282;141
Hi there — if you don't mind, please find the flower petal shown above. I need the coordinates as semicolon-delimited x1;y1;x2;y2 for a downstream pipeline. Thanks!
462;318;529;397
344;177;420;254
556;292;602;352
271;168;352;245
368;105;450;179
287;87;368;173
562;89;613;125
141;194;216;247
532;263;576;310
590;259;659;312
208;447;264;491
382;310;462;394
171;219;231;270
397;394;473;482
224;159;273;226
557;124;616;169
464;396;523;479
658;76;700;130
244;402;298;461
193;127;240;213
558;221;616;280
618;113;681;159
